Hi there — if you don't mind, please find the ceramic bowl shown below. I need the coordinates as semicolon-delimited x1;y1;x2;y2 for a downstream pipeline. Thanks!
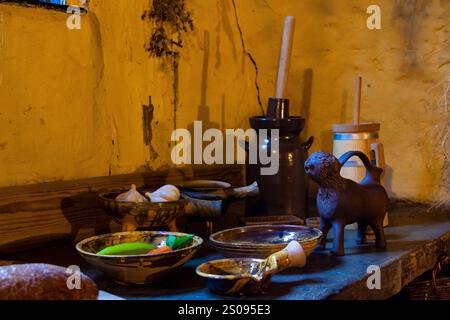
209;225;322;258
306;217;321;229
99;191;188;229
76;231;203;285
196;258;271;296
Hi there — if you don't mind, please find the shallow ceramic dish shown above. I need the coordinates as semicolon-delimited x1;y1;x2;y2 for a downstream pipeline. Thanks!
76;231;203;285
209;225;322;258
196;258;271;296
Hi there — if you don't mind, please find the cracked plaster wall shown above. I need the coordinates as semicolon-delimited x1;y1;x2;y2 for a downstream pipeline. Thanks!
0;0;448;204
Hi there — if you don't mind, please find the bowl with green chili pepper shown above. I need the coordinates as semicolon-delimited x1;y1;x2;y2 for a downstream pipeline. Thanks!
76;231;203;285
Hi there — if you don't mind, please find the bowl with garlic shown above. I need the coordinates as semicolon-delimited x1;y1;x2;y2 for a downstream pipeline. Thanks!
100;182;260;233
100;184;188;232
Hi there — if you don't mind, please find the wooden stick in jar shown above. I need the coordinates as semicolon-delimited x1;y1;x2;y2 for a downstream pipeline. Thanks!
354;76;362;125
275;16;296;99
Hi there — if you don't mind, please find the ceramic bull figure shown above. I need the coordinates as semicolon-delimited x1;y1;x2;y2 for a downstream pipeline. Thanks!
304;151;388;256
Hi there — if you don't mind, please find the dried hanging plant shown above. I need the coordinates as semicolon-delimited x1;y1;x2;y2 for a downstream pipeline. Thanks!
141;0;194;132
142;0;194;58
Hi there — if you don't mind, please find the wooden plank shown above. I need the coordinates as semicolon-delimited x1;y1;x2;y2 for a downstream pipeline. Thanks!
0;165;244;254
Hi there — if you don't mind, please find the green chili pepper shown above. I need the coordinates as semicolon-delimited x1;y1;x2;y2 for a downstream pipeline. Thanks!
165;234;194;250
166;235;177;249
172;235;194;250
97;242;156;255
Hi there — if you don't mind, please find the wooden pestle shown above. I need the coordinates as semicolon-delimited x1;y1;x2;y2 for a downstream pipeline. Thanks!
275;16;296;99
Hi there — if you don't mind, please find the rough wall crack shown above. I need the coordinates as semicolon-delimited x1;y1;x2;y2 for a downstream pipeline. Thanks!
231;0;264;116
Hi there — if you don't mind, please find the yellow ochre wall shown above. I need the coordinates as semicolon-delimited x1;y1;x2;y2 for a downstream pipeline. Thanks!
0;0;448;204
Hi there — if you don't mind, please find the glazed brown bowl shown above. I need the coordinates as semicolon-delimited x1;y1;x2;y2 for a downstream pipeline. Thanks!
76;231;203;285
100;183;259;232
196;258;271;296
99;191;188;230
209;225;322;258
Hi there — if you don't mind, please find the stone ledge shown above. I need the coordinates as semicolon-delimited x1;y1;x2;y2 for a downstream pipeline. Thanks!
1;203;449;300
331;228;450;299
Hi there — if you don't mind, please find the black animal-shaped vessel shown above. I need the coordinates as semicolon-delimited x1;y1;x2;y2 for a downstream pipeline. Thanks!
304;151;388;256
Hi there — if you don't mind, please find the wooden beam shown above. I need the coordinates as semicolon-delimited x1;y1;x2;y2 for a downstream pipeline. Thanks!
0;165;244;254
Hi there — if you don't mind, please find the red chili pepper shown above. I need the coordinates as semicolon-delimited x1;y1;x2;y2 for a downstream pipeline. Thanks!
147;246;172;255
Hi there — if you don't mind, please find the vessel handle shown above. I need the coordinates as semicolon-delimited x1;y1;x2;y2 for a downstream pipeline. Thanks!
183;196;224;219
302;136;314;152
371;142;385;180
225;182;259;199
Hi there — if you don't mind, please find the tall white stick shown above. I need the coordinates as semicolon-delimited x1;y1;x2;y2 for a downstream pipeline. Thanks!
275;16;296;99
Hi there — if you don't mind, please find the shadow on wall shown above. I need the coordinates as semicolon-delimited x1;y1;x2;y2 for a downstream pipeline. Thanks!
60;192;115;241
300;68;315;216
340;90;349;124
298;68;335;153
300;68;314;139
187;30;220;161
320;130;334;153
384;164;398;200
392;0;430;75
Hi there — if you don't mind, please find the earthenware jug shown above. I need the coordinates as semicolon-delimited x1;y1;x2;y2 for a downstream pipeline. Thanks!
245;98;313;219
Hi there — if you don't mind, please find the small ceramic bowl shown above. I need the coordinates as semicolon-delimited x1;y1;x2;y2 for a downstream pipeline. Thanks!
306;217;321;229
209;225;322;258
196;258;271;296
76;231;203;285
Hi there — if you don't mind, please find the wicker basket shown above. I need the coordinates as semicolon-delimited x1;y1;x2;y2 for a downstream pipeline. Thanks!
405;254;450;300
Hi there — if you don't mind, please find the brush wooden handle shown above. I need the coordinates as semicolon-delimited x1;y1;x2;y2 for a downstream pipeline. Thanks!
354;76;362;125
275;16;296;99
225;182;259;199
267;241;306;272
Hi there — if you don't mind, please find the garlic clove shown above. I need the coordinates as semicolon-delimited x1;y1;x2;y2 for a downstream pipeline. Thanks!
146;195;166;203
145;185;180;203
115;184;148;203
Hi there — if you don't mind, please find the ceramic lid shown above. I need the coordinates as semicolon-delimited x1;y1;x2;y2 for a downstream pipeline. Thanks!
332;122;380;133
